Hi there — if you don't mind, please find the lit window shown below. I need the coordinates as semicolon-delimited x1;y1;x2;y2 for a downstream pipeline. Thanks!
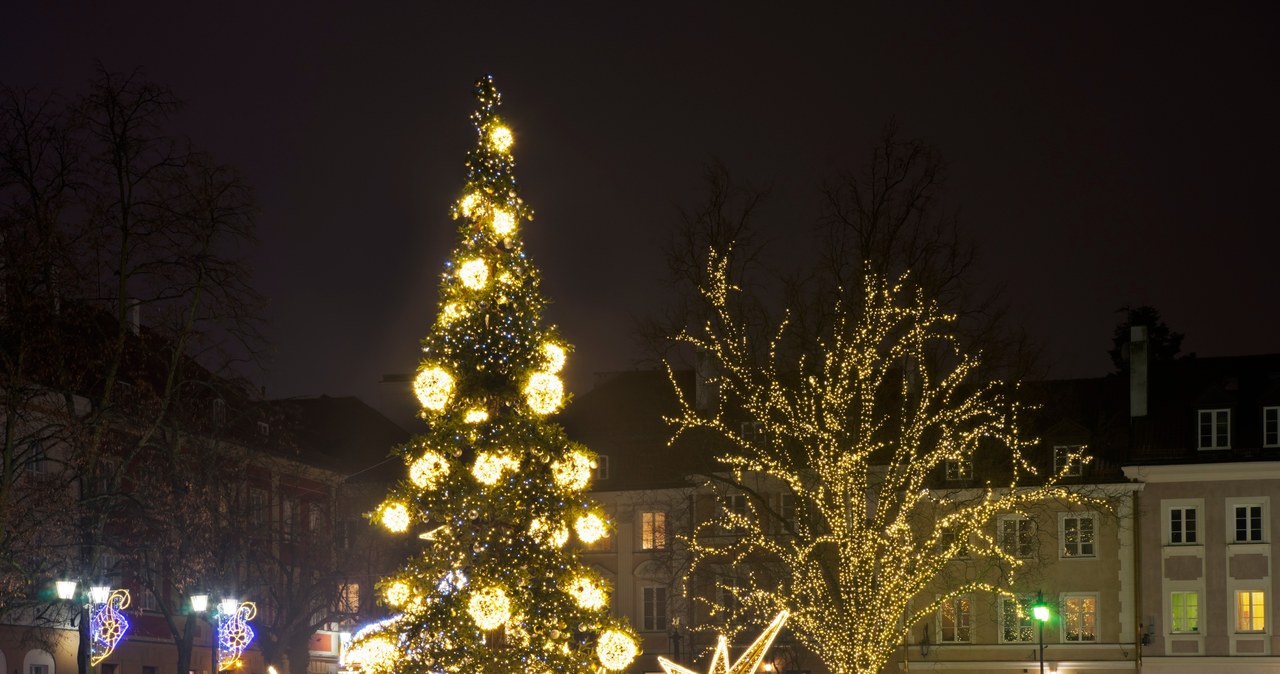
1234;504;1264;543
1000;598;1035;643
1198;409;1230;449
939;595;972;642
642;586;668;631
1054;445;1084;476
1264;407;1279;448
1062;594;1098;642
1171;591;1199;633
1169;506;1198;545
945;459;972;481
1060;514;1096;558
1236;590;1265;632
640;511;667;550
999;515;1035;559
337;582;360;614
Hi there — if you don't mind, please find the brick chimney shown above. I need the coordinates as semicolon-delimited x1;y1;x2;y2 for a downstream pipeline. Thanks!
1130;325;1148;417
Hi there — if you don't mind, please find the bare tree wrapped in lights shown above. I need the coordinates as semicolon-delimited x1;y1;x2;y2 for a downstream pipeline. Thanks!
666;246;1091;674
347;76;638;674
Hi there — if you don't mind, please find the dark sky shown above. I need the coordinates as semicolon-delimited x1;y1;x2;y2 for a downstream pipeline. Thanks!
4;3;1278;422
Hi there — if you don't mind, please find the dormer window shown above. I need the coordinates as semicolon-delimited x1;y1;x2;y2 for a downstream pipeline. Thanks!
1054;445;1085;476
257;421;271;437
1197;409;1230;450
594;454;609;481
1264;407;1279;448
945;459;972;481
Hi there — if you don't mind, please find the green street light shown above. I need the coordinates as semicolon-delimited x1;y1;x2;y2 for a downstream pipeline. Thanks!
1030;591;1051;674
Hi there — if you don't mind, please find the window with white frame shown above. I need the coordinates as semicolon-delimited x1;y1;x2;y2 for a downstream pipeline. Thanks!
594;455;610;481
939;595;972;642
1233;503;1264;543
779;492;797;530
642;586;668;631
722;492;748;533
640;511;667;550
1060;513;1097;558
939;527;970;559
138;585;160;612
1236;590;1265;633
999;597;1035;642
1198;409;1230;449
1170;591;1199;633
741;421;767;444
945;458;972;481
716;576;744;617
1169;506;1199;545
1265;407;1279;448
999;515;1035;558
1054;445;1085;476
1062;594;1098;642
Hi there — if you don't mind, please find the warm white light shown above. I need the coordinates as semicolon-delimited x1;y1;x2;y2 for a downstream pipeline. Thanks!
541;342;566;373
219;598;239;615
384;581;410;608
472;451;517;486
551;450;593;491
524;372;564;415
489;126;514;152
459;258;489;290
190;593;209;612
575;512;608;544
566;575;607;610
459;192;482;218
467;586;511;631
409;450;449;489
596;630;638;670
413;366;454;411
56;580;77;600
380;502;410;533
491;209;516;237
440;302;466;323
464;408;489;424
90;585;110;604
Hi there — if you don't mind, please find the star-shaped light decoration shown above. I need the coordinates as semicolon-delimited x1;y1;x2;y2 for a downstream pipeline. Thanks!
658;611;790;674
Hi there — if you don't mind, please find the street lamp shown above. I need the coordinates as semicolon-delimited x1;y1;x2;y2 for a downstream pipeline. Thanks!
192;594;215;674
193;593;257;673
1030;591;1051;674
57;579;131;674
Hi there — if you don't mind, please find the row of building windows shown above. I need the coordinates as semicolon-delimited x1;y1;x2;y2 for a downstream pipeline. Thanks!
946;445;1087;482
1197;407;1280;450
1166;500;1269;545
934;594;1098;643
1168;590;1267;634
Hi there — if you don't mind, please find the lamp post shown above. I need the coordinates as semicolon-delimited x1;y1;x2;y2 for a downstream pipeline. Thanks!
57;580;122;674
1030;591;1051;674
191;594;217;674
193;593;256;674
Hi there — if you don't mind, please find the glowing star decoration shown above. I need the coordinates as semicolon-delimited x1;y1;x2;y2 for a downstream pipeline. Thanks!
524;372;564;415
658;611;789;674
464;408;489;424
380;501;411;533
541;342;566;373
89;589;131;666
467;586;511;631
459;258;489;290
413;367;454;411
491;209;516;237
566;575;607;610
384;581;411;608
472;451;518;486
216;602;258;671
574;512;608;544
409;450;449;489
595;629;639;671
489;125;514;152
551;451;593;491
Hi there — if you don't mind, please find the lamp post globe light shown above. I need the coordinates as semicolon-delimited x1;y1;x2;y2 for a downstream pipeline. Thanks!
1030;591;1051;674
57;578;131;674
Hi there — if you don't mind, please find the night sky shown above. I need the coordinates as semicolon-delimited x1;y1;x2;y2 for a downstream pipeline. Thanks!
4;3;1277;423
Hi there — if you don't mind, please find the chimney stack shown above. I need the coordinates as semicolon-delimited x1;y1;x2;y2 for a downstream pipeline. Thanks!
1130;325;1148;417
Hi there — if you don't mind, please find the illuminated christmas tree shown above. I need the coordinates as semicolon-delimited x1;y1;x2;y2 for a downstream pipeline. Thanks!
347;76;638;674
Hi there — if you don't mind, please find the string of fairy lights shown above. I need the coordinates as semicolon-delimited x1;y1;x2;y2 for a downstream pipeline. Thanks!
345;76;639;674
665;250;1094;674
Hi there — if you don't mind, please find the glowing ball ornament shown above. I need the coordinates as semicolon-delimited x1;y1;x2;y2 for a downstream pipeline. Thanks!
596;629;638;671
413;367;454;412
352;635;397;674
489;125;514;152
467;586;512;631
440;302;466;323
472;451;518;486
551;451;593;492
464;408;489;424
384;581;411;608
566;575;607;610
459;258;490;290
575;512;608;544
524;372;565;415
491;209;516;237
409;450;449;489
379;502;411;533
541;342;566;373
459;192;482;218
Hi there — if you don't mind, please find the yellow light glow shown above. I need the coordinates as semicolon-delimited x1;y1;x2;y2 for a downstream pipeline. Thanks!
467;586;511;631
413;366;454;412
472;451;518;486
596;629;638;671
551;450;593;492
541;342;566;373
524;372;564;415
459;192;482;218
384;582;410;608
409;450;449;489
464;408;489;424
440;302;466;323
459;258;489;290
491;209;516;237
575;512;608;544
528;518;570;547
566;575;607;610
489;126;514;152
379;502;410;533
657;611;790;674
351;635;396;674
